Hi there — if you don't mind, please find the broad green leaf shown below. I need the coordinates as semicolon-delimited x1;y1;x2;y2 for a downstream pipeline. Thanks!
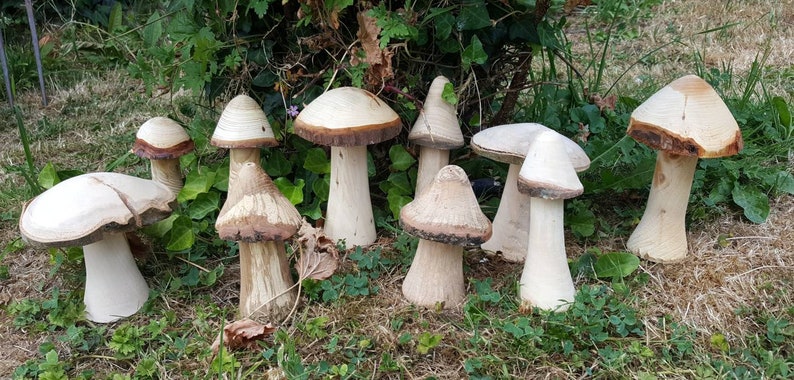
143;214;178;238
107;2;123;33
432;9;455;40
732;183;770;223
593;252;640;279
771;96;791;129
303;148;331;174
568;208;595;238
212;165;229;192
274;178;305;205
763;170;794;195
457;0;490;31
178;169;216;202
312;175;330;202
387;190;413;220
264;150;293;177
37;162;60;189
389;145;416;171
167;216;195;251
299;198;323;220
385;172;413;195
142;11;163;48
441;82;458;105
187;191;220;220
461;35;488;70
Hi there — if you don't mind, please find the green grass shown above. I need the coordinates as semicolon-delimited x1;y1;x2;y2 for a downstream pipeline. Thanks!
1;1;793;379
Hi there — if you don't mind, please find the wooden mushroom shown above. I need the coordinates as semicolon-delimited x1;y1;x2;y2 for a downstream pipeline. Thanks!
294;87;402;247
517;131;583;312
471;123;589;262
400;165;492;308
626;74;743;263
408;76;464;194
19;173;176;323
133;116;194;195
215;162;302;321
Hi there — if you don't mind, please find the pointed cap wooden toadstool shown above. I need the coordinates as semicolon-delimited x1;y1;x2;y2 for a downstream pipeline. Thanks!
408;76;463;150
19;172;176;323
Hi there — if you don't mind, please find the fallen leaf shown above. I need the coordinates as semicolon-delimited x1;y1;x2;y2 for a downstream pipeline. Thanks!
355;11;395;87
590;93;617;112
211;318;277;354
295;220;339;280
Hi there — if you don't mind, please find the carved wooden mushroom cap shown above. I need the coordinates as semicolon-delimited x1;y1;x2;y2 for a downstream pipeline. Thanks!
408;76;464;149
294;87;402;147
211;94;278;148
133;117;195;159
518;130;584;200
627;74;743;158
400;165;492;245
471;123;590;171
19;173;176;247
215;162;302;242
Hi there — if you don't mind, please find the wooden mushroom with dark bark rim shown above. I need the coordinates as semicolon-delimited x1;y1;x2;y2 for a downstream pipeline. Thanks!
471;123;589;262
133;116;194;195
294;87;402;247
215;162;302;322
19;172;176;323
517;130;583;312
211;94;278;188
400;165;492;308
626;74;743;263
408;76;464;194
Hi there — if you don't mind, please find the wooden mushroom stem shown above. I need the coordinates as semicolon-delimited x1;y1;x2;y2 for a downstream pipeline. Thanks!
401;239;465;308
627;151;697;263
520;198;575;312
415;146;450;195
325;145;376;246
239;240;297;321
83;232;150;323
229;148;261;188
480;164;529;262
149;158;183;195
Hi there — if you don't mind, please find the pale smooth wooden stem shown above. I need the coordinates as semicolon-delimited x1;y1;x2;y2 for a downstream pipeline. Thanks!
325;145;376;246
627;151;698;263
239;240;297;322
150;158;183;195
83;232;150;323
402;239;465;308
415;146;449;195
480;163;530;262
229;148;261;189
520;198;575;312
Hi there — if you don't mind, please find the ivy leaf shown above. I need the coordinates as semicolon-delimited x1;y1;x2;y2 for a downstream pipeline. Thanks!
274;178;305;205
389;145;416;171
387;190;412;220
732;183;770;223
264;150;293;177
167;215;195;251
441;82;458;105
303;148;331;174
179;169;216;202
593;252;640;279
461;35;488;70
312;175;330;202
457;0;490;31
187;191;220;220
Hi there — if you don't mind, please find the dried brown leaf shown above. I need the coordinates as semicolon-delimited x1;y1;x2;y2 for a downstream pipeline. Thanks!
211;318;277;354
590;93;617;112
356;11;395;87
295;220;339;280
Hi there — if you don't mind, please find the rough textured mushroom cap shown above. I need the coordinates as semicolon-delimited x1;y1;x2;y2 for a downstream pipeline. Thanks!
471;123;590;171
293;87;402;147
627;74;743;158
19;173;176;247
133;117;195;159
215;162;302;242
400;165;492;245
211;94;278;148
518;130;584;199
408;76;464;149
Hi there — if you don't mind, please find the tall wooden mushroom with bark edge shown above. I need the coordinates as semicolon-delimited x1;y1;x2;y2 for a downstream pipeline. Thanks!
626;74;743;263
400;165;492;308
517;130;583;311
294;87;402;246
133;116;195;195
471;123;590;262
211;94;278;189
408;76;464;194
19;173;176;323
215;162;302;322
